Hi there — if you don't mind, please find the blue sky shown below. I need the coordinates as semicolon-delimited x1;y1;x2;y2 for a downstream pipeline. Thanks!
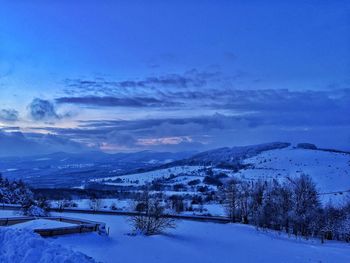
0;0;349;155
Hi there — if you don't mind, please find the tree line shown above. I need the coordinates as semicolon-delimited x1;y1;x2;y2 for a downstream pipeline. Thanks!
0;174;49;216
221;174;350;242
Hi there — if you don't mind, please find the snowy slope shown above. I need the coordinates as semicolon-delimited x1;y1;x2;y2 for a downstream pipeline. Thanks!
239;147;350;191
93;165;205;185
179;142;290;166
90;145;350;204
47;212;350;263
237;147;350;202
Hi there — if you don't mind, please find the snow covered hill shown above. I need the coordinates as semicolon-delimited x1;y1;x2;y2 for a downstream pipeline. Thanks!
91;142;291;186
177;142;291;166
237;146;350;202
1;142;349;203
91;143;350;204
93;165;206;186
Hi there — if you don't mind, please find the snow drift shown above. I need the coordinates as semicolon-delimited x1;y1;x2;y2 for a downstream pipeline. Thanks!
0;227;95;263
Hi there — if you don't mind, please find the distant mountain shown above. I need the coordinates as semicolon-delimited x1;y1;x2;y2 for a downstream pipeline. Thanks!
2;141;349;196
168;142;291;168
0;150;196;166
0;150;196;188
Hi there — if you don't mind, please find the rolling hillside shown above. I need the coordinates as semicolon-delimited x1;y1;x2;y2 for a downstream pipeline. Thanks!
92;143;350;203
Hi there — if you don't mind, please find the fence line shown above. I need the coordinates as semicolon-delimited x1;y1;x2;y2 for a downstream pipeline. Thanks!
0;203;231;224
0;215;106;237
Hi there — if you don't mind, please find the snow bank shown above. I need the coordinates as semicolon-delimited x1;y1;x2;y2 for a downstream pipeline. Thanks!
0;227;95;263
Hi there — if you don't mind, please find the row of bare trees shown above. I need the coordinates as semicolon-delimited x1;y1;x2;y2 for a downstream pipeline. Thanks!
221;174;350;242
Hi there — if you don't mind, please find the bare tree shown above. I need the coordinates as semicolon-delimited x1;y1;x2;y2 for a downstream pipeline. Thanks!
237;181;250;224
56;199;74;211
89;196;103;211
223;180;239;222
290;174;321;237
129;189;176;235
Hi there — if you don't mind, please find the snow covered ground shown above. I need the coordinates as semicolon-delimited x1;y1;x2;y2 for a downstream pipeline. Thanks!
0;226;95;263
1;210;349;263
49;212;350;263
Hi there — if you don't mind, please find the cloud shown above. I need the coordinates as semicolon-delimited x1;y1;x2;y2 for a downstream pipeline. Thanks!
28;114;252;151
63;69;221;94
28;98;59;121
61;71;350;117
17;87;350;152
105;130;137;147
55;96;181;108
37;84;350;152
0;109;19;122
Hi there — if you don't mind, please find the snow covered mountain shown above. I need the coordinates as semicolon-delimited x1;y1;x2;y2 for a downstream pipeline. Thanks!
92;143;350;203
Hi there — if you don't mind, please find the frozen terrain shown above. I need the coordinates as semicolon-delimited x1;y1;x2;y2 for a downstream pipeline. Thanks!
48;212;350;263
0;226;95;263
1;210;349;263
92;146;350;204
238;147;350;203
92;165;205;186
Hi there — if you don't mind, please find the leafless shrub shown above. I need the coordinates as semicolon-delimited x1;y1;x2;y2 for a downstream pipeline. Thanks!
129;190;176;235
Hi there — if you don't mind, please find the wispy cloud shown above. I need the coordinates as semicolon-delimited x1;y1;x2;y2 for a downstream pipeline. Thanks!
55;96;181;108
64;69;221;93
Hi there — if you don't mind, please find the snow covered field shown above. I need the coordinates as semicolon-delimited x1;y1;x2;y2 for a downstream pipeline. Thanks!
92;165;205;185
1;209;349;263
50;212;350;263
